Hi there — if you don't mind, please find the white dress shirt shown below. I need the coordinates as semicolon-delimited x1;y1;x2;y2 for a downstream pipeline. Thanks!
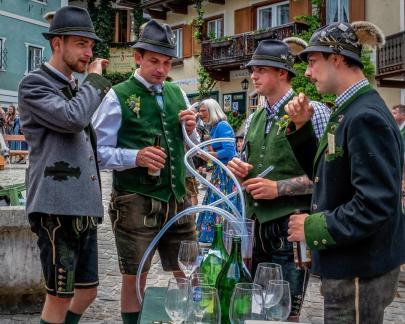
92;69;197;171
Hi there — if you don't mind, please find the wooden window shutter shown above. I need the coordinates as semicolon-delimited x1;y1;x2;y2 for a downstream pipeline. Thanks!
183;24;192;58
234;6;253;34
290;0;312;21
349;0;365;22
192;26;201;56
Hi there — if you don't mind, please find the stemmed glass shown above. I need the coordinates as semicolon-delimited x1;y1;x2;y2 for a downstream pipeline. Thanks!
264;280;291;321
190;272;209;288
187;285;221;324
229;283;265;323
253;262;283;311
164;277;190;324
178;240;200;278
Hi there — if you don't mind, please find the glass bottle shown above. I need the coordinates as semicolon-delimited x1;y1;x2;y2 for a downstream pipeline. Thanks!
216;236;252;324
200;223;229;286
292;209;312;270
148;134;161;177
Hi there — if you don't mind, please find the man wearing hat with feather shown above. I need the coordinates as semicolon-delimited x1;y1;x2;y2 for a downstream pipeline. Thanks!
227;38;330;320
286;21;405;323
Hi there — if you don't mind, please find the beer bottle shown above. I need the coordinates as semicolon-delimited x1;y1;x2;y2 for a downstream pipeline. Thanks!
148;134;161;177
292;209;312;270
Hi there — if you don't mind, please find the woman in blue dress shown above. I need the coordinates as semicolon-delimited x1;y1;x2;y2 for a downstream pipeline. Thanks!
196;98;240;243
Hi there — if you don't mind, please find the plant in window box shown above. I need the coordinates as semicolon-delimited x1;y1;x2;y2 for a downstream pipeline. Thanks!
211;36;233;47
253;28;276;40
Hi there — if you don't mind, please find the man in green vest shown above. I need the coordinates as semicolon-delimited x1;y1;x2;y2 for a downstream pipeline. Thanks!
286;21;404;323
227;39;329;320
92;20;197;324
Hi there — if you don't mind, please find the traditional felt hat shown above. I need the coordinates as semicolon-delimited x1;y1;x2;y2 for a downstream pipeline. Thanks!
246;39;296;76
42;6;101;42
299;21;385;68
132;20;177;58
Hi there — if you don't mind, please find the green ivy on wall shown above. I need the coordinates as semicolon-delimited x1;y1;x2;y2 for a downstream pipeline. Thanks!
193;0;216;100
104;71;132;85
226;111;245;132
87;0;114;59
291;1;375;104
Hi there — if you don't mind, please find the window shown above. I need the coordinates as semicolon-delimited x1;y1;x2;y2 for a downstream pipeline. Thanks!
27;45;43;72
207;17;223;39
257;1;289;29
173;28;183;58
326;0;349;23
0;38;6;71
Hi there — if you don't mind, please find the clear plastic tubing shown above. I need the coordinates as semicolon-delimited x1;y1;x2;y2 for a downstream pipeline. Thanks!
184;137;243;219
135;205;245;303
135;103;263;303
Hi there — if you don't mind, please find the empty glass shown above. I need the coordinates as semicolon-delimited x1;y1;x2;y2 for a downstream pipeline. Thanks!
164;277;190;324
265;280;291;321
187;285;221;324
178;240;200;278
229;283;265;323
254;262;283;306
190;272;209;288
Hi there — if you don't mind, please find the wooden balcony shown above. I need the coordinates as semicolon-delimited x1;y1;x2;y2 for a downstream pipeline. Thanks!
376;31;405;88
201;22;308;81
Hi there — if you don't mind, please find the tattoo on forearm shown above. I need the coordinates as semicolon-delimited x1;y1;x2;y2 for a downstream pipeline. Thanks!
277;176;313;196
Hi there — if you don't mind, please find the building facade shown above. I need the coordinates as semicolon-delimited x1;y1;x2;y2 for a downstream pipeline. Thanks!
0;0;66;107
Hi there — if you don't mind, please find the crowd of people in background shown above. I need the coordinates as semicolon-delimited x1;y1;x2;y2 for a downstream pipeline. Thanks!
0;104;28;163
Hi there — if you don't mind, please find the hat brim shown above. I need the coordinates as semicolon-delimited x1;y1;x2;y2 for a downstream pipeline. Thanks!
246;59;296;76
299;46;363;68
42;31;102;42
132;42;177;58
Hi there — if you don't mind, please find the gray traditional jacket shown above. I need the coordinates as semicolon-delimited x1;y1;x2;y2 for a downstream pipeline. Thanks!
18;64;111;217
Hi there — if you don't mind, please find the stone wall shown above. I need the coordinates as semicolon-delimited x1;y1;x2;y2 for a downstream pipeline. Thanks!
0;206;44;313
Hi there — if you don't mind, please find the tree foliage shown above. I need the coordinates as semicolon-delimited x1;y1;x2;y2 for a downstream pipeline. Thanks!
291;2;375;104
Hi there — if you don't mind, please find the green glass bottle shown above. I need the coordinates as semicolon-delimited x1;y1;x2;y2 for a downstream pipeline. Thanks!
200;223;229;287
216;236;252;324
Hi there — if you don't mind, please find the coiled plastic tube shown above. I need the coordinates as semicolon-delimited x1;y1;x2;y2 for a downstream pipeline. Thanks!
135;205;243;303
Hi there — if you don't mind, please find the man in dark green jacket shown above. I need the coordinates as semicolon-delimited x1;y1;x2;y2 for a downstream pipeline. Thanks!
227;39;329;320
286;22;405;323
92;20;197;324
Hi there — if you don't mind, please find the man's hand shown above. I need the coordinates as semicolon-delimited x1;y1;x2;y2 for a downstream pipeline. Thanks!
227;157;253;179
179;110;196;135
242;178;278;200
87;58;109;75
136;146;166;173
284;92;314;131
287;213;309;242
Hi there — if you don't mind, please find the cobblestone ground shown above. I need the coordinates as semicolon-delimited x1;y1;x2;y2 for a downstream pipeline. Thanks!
1;164;405;323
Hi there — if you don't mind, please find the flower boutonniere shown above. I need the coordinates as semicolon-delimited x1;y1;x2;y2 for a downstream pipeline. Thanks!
126;94;141;118
275;114;290;135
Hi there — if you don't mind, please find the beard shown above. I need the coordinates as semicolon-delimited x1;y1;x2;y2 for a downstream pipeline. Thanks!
62;52;88;73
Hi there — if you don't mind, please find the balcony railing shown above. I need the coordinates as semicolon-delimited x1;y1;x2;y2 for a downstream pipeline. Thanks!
201;22;309;72
375;31;405;87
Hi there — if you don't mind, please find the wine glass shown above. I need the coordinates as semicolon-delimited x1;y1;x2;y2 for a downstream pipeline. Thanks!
187;285;221;324
178;240;200;278
229;283;265;323
254;262;283;305
190;272;209;288
265;280;291;321
165;277;190;323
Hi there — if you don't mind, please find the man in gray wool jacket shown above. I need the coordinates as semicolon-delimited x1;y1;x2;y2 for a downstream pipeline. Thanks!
18;6;110;324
